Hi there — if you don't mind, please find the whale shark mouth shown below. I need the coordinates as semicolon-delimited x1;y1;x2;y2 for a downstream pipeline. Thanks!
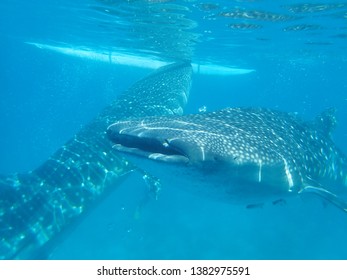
107;126;190;163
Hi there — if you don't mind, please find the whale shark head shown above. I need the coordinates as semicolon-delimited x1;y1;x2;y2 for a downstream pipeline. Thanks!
107;115;231;165
107;109;266;164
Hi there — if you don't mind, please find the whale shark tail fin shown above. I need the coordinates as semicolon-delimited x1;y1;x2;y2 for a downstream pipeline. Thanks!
312;108;347;188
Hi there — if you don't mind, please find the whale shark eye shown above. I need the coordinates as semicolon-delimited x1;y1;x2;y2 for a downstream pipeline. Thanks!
163;139;170;147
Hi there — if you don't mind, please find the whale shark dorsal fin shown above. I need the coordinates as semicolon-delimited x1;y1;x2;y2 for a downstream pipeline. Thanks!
300;186;347;213
314;108;337;137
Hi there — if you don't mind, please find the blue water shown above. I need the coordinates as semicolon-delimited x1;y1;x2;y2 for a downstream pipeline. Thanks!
1;0;347;259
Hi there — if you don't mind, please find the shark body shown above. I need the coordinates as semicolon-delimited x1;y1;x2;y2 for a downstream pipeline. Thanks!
0;62;192;259
108;107;347;209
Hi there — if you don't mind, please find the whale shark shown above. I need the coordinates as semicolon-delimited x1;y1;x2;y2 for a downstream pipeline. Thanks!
107;107;347;210
0;61;193;259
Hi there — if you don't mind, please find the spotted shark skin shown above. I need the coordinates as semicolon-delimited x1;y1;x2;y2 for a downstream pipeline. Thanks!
108;107;347;208
0;61;192;259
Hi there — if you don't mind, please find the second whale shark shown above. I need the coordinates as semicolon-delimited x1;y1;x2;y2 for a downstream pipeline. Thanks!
108;107;347;210
0;62;192;259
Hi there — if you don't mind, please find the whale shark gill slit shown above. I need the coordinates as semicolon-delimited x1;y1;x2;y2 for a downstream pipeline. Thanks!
0;61;193;259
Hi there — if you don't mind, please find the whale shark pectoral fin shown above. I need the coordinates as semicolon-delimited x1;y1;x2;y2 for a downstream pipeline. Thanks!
299;186;347;213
